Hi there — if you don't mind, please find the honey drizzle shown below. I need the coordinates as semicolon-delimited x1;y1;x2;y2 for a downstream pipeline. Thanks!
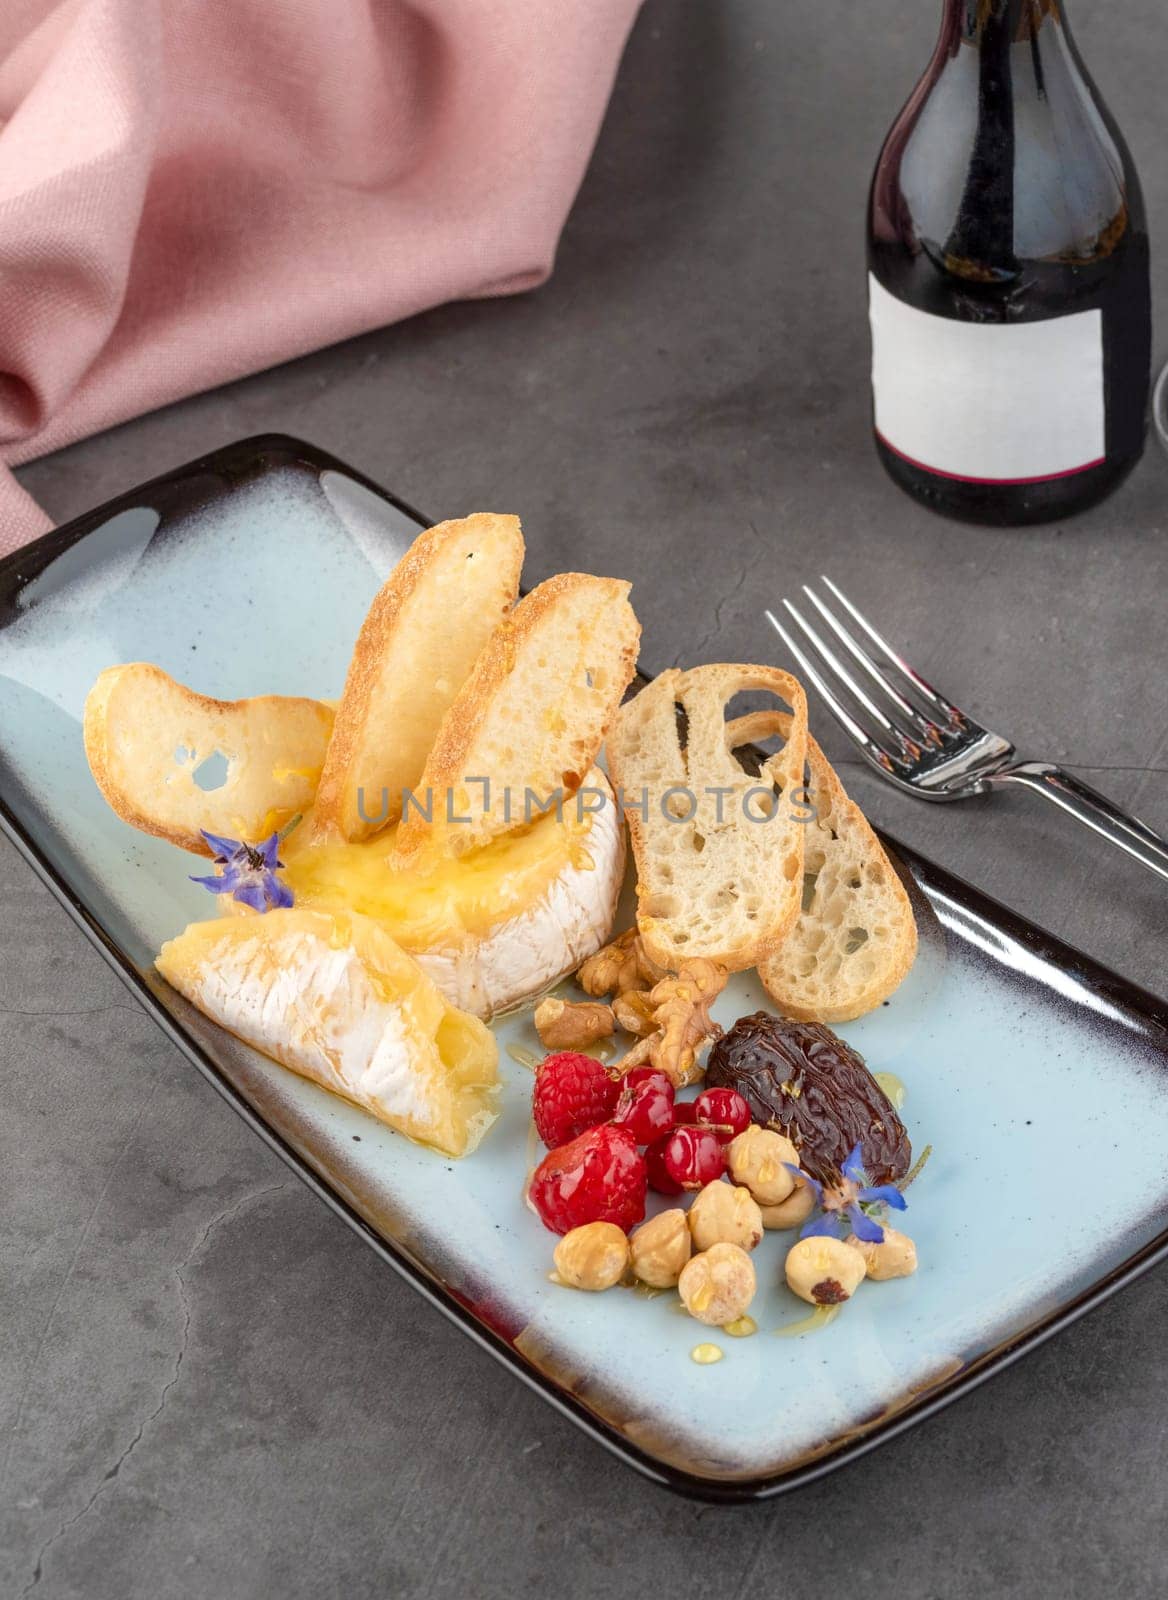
522;1118;541;1215
776;1304;842;1338
507;1043;541;1072
874;1071;907;1111
690;1343;724;1365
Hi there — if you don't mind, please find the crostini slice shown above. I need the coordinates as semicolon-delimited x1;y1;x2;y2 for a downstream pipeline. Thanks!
607;664;809;973
393;572;641;863
312;513;525;843
83;662;335;857
728;711;918;1021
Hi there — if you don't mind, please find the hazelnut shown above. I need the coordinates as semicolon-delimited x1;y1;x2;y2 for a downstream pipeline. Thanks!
678;1242;757;1327
759;1173;816;1231
688;1180;763;1253
846;1227;918;1281
726;1126;799;1206
784;1235;866;1306
629;1208;691;1288
553;1222;629;1291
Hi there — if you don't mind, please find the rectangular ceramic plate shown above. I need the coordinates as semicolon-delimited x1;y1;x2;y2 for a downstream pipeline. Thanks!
3;436;1168;1503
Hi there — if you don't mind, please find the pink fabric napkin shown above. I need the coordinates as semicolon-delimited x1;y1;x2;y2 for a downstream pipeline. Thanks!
0;0;641;555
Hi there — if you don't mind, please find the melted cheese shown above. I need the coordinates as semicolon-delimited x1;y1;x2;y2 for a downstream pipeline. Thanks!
234;767;627;1019
281;802;592;952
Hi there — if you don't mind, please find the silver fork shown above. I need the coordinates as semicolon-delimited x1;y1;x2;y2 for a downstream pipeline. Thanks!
765;578;1168;886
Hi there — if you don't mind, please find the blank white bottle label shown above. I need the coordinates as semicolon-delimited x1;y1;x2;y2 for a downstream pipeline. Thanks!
868;273;1105;483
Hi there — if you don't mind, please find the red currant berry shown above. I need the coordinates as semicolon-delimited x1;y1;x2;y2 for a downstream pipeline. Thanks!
671;1100;698;1125
624;1065;673;1095
612;1070;675;1146
691;1087;752;1143
645;1133;684;1196
660;1125;727;1191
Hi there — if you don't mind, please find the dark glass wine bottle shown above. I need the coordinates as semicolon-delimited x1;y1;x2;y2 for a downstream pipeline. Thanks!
868;0;1151;526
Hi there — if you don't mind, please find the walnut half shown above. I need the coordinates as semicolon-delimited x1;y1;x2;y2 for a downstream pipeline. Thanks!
612;989;657;1038
577;927;668;999
614;958;728;1087
533;997;616;1051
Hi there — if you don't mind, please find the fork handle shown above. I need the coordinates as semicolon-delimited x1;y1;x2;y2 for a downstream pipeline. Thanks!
993;762;1168;885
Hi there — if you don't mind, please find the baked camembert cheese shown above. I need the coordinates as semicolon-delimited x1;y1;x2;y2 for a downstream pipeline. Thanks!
277;766;625;1019
157;909;500;1157
83;512;642;1155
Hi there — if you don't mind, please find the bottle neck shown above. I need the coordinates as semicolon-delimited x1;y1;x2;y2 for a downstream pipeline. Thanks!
941;2;1023;275
942;0;1067;45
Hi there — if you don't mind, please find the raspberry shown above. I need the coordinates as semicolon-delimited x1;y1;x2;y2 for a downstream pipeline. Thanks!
532;1051;619;1150
529;1124;647;1235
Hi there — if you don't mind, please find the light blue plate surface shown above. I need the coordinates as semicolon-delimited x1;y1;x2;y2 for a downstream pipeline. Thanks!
2;437;1167;1499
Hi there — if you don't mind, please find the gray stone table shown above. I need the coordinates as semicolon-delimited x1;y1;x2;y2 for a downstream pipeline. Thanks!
4;2;1167;1595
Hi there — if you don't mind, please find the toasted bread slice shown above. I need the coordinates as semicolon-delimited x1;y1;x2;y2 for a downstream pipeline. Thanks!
729;712;918;1021
312;514;525;842
156;908;500;1156
83;663;335;856
394;573;640;861
607;665;809;972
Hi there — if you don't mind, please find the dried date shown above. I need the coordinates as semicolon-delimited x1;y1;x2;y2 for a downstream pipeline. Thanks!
705;1012;910;1187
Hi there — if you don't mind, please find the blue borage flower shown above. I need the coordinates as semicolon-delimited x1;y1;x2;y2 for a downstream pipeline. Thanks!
190;830;294;913
784;1142;907;1245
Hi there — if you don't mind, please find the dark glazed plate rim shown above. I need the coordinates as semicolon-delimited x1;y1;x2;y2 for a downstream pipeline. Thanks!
2;434;1167;1504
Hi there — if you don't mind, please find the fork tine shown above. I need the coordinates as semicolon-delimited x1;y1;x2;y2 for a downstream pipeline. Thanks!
819;576;965;727
799;584;942;746
763;609;905;778
777;599;927;766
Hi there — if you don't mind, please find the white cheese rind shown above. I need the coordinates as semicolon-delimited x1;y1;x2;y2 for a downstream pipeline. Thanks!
174;927;436;1130
415;775;626;1018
